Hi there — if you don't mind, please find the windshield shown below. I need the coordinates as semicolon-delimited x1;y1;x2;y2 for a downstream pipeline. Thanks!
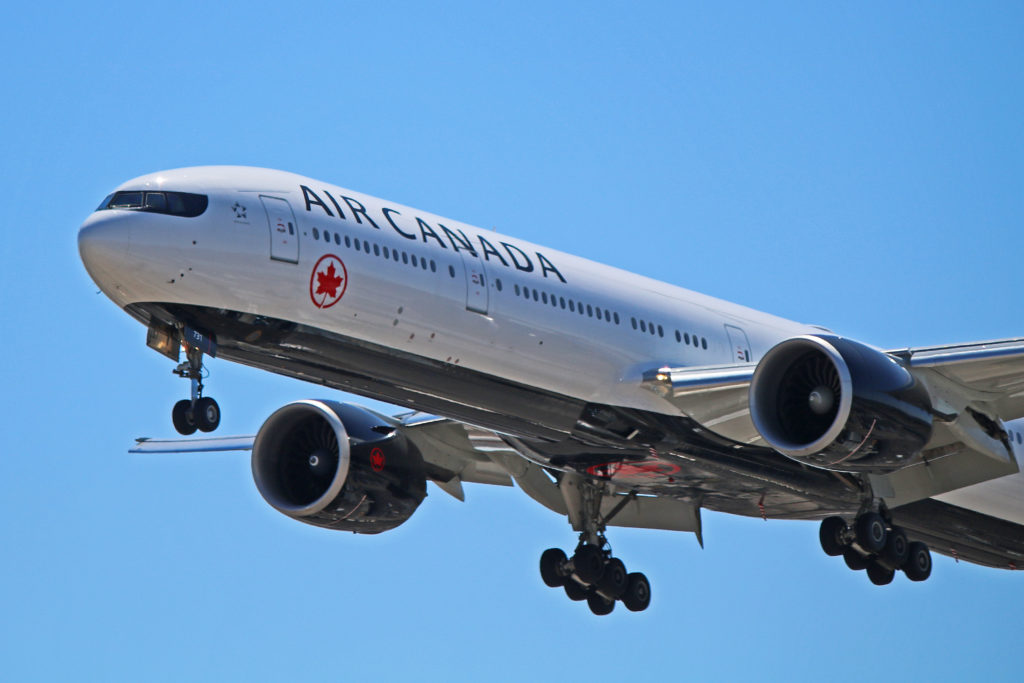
97;190;208;218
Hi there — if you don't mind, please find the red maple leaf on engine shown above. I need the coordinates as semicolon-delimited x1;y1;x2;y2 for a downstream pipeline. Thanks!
316;263;343;298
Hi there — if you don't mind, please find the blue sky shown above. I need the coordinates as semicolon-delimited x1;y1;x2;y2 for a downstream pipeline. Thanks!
1;2;1022;680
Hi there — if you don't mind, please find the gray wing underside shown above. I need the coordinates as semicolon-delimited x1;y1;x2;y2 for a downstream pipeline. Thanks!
891;337;1024;421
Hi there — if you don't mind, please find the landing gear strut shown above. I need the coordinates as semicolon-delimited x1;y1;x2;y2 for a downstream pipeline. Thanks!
538;473;652;615
818;505;932;585
171;343;220;435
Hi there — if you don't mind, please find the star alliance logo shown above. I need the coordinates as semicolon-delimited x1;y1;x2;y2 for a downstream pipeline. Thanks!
232;202;247;221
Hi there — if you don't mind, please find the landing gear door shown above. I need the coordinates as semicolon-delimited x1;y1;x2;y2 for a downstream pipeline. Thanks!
459;250;489;314
260;195;299;263
725;324;751;363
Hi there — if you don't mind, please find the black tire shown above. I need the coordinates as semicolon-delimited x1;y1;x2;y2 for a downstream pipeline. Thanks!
819;516;848;557
621;572;651;612
563;580;588;601
843;547;869;571
587;593;615;616
855;511;887;553
195;397;220;433
596;557;628;600
172;400;197;435
867;561;895;586
903;541;932;582
540;548;568;588
572;545;605;585
879;526;909;569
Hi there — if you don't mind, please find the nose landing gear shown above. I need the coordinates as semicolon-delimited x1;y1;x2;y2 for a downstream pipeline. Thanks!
171;342;220;435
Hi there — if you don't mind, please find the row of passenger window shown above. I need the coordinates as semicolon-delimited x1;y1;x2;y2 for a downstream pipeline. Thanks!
513;283;621;324
631;317;708;349
318;228;442;274
318;227;713;354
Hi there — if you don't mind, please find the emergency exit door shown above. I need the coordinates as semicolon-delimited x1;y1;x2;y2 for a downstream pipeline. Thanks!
725;324;752;363
261;195;299;263
459;250;489;314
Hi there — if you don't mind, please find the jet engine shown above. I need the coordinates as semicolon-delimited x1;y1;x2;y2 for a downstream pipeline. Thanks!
749;335;933;473
251;400;427;533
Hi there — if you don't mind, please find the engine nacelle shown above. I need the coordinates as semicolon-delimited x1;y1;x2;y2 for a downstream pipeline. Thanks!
750;335;933;473
251;400;426;533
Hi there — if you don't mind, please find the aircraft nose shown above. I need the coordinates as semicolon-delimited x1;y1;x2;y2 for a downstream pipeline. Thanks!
78;213;133;287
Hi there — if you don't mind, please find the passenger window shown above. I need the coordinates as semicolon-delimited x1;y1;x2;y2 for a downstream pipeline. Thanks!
542;292;548;304
569;300;575;312
560;297;566;309
496;279;503;291
631;317;637;329
334;233;341;245
430;260;437;272
533;290;539;302
640;320;647;332
383;245;389;258
658;325;664;337
613;312;620;325
373;244;380;256
345;236;351;248
514;284;521;295
702;337;708;349
402;252;409;264
313;228;320;240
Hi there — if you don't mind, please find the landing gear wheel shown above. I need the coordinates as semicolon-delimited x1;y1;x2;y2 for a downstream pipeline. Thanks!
903;541;932;582
194;397;220;433
867;561;895;586
843;547;869;571
596;557;628;600
587;593;615;616
819;516;848;556
855;511;888;553
172;400;197;435
563;580;588;602
572;545;605;584
540;548;568;588
879;526;909;569
622;572;651;612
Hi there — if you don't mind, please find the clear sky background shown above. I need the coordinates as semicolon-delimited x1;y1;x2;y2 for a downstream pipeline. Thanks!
1;2;1022;681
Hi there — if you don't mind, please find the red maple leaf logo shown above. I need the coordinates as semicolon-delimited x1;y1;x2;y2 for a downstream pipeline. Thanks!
309;255;347;309
370;447;385;472
316;263;343;298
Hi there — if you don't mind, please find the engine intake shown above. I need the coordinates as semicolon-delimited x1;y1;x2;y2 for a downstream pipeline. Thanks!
252;400;426;533
750;335;933;472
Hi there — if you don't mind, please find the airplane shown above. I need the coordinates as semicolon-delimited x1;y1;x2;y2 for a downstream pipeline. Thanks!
78;165;1024;615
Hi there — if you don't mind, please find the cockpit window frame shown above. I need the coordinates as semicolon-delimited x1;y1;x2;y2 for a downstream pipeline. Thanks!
97;190;209;218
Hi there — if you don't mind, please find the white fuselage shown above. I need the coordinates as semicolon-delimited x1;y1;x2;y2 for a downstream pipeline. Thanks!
77;166;1024;525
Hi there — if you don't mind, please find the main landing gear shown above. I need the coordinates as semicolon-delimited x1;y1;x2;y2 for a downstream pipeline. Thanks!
539;472;651;615
171;343;220;435
539;539;651;615
818;509;932;585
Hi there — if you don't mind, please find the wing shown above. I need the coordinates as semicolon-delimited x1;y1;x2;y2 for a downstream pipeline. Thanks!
891;337;1024;420
129;413;702;535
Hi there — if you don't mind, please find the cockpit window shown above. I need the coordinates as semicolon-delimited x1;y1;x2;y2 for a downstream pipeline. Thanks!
98;190;208;218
